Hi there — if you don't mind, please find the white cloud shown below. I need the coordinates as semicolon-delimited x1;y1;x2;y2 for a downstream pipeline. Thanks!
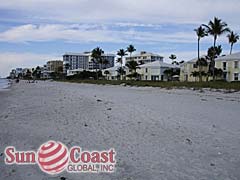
0;0;239;26
0;24;200;44
0;52;60;77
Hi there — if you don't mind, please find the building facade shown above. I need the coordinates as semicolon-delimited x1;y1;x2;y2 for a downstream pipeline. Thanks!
215;52;240;82
137;61;179;81
180;57;210;82
63;52;115;73
47;60;63;73
125;51;163;65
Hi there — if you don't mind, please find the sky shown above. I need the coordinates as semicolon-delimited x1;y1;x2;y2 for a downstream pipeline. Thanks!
0;0;240;77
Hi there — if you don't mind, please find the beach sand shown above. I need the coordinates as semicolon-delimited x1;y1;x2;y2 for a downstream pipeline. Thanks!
0;81;240;180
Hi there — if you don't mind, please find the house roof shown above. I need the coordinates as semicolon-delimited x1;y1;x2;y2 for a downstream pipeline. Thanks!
103;66;128;72
215;52;240;61
139;61;178;68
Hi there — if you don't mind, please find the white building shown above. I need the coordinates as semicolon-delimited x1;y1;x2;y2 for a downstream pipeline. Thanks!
63;52;115;73
137;61;179;81
215;52;240;82
125;51;163;65
102;66;128;80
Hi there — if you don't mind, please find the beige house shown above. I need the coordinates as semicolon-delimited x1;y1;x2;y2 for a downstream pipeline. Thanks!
215;52;240;82
180;57;210;82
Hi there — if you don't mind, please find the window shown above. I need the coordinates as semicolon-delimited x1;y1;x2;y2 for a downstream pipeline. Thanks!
234;73;239;81
145;68;148;73
223;62;227;70
234;61;239;69
193;64;197;68
145;76;148;80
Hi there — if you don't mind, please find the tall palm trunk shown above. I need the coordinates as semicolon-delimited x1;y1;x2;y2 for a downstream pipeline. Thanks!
120;57;123;80
230;43;233;55
197;38;202;82
212;36;217;81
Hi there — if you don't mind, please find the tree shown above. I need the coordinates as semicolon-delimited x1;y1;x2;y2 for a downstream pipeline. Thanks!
191;71;200;82
125;60;139;80
104;70;110;80
196;57;208;82
91;47;104;79
117;49;127;80
202;17;230;80
116;67;126;80
125;60;139;72
127;45;136;61
169;54;177;64
207;45;222;80
202;17;230;47
194;26;208;82
227;31;239;54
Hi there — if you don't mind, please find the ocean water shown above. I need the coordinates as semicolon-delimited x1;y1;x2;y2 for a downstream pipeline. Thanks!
0;79;10;90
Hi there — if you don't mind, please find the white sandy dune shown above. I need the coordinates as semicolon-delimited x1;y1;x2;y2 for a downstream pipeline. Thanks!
0;81;240;180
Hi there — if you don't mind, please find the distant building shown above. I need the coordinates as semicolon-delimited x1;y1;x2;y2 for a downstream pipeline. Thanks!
125;51;163;65
63;52;115;73
47;60;63;73
215;52;240;82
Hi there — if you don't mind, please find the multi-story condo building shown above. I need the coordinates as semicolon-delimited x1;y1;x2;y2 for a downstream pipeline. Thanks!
63;52;115;73
215;52;240;82
125;51;164;64
47;60;63;73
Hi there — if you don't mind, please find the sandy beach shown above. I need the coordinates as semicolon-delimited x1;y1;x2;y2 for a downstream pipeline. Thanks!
0;81;240;180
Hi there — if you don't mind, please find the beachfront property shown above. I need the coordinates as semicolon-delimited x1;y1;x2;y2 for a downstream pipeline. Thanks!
125;51;164;64
180;57;210;82
136;61;179;81
63;52;115;74
215;52;240;82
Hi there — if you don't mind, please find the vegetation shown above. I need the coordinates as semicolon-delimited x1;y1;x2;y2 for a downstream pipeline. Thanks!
227;31;239;54
202;17;230;80
194;26;208;82
57;79;240;91
117;49;127;80
169;54;177;65
91;47;104;79
127;45;136;61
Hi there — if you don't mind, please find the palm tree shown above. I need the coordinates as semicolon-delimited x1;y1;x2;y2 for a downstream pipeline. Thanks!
104;70;110;80
207;45;222;78
125;60;139;75
91;47;104;79
227;31;239;54
127;45;136;61
116;67;126;80
117;49;127;80
169;54;177;64
202;17;230;47
194;26;208;72
202;17;230;80
196;57;208;82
